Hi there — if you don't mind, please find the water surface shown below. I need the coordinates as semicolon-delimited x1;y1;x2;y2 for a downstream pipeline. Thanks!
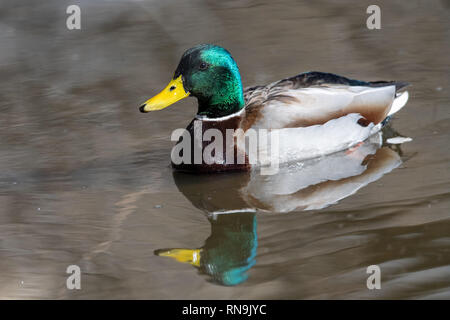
0;0;449;299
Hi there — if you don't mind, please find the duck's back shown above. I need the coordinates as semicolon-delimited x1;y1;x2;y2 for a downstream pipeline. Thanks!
241;71;409;131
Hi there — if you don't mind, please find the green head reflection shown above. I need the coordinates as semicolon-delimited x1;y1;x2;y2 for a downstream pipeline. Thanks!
155;212;257;286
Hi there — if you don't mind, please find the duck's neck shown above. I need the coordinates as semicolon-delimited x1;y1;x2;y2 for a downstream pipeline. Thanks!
196;73;245;119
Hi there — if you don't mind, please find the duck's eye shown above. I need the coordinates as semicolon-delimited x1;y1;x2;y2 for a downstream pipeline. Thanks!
199;62;208;71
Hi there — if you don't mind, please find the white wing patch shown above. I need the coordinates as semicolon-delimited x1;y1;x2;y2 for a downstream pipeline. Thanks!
253;85;396;129
253;113;378;165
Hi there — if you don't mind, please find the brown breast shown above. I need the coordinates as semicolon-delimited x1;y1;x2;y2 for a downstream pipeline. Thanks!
171;115;251;173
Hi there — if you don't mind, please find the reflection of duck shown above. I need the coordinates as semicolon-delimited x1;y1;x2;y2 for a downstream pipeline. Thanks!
171;132;401;213
243;133;402;212
155;134;404;285
155;212;257;286
139;44;409;172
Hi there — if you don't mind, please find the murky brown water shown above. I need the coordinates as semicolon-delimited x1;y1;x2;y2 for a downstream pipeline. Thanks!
0;0;449;299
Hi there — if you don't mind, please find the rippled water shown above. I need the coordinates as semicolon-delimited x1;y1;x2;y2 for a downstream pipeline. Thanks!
0;0;449;299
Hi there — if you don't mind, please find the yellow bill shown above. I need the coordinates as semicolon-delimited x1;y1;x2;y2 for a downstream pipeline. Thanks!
155;248;202;267
139;75;190;112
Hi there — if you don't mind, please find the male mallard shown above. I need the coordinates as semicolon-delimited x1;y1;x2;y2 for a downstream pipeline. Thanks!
139;44;409;172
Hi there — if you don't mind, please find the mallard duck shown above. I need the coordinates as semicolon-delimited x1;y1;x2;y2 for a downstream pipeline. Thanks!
139;44;409;172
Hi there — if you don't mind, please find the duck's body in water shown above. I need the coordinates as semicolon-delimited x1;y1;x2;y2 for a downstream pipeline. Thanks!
139;44;409;172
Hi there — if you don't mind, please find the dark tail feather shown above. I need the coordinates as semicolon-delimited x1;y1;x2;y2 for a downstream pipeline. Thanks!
368;81;410;92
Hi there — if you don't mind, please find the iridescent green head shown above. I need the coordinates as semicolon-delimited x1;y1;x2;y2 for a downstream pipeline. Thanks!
140;44;245;118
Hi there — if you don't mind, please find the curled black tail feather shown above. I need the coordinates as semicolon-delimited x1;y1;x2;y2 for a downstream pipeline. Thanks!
368;80;410;92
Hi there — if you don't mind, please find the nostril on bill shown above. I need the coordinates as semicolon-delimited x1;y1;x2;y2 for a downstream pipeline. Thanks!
169;86;176;91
